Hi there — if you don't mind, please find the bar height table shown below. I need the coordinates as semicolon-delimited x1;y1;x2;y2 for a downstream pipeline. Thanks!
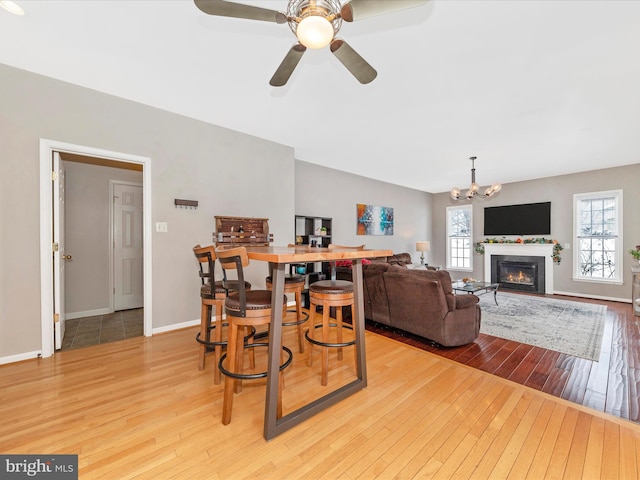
244;246;392;440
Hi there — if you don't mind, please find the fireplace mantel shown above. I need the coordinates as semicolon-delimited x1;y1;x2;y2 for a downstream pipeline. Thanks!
483;243;554;294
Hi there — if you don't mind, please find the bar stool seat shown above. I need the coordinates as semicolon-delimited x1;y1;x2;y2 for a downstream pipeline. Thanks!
266;273;309;353
306;279;357;386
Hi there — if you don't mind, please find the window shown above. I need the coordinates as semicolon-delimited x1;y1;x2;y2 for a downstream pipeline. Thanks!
446;205;472;270
574;190;623;283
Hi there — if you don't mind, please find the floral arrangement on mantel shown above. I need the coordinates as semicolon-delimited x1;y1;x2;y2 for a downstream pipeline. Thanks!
474;237;564;264
630;245;640;262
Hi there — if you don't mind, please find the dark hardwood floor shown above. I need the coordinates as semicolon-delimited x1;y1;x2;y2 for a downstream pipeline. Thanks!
364;294;640;425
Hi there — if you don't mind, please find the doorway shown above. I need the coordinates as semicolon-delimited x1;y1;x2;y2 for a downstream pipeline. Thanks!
40;139;152;358
59;163;144;350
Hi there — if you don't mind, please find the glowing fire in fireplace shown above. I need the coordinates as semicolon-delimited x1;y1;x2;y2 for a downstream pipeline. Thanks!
504;270;533;284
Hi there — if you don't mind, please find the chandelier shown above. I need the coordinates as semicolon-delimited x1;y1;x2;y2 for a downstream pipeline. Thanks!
450;156;502;200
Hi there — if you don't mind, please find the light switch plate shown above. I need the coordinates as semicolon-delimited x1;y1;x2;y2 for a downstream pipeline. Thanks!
156;222;168;233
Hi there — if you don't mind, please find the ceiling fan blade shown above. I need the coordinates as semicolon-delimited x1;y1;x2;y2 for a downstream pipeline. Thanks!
330;39;377;84
194;0;287;24
341;0;428;22
269;44;307;87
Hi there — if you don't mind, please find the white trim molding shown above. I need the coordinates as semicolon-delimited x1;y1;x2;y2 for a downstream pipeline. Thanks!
483;243;555;294
39;139;153;358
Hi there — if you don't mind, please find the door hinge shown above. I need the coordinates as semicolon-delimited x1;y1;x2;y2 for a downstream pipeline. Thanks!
52;170;58;181
52;242;59;252
54;313;60;323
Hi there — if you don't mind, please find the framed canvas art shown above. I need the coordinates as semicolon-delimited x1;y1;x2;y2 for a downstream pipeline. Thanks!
357;204;394;235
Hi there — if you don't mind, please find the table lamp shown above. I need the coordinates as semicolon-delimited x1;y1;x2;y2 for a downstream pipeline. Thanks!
416;241;430;265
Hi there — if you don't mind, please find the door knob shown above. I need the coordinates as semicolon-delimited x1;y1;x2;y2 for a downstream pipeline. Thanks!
62;255;72;260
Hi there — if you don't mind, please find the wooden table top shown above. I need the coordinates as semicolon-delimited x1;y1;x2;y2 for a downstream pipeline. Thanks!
244;245;393;264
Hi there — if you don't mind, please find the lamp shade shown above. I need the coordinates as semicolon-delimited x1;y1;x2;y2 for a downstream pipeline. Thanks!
416;241;430;252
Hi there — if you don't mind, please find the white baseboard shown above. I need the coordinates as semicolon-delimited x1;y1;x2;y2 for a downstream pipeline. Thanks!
151;300;297;335
65;308;111;320
553;290;631;304
153;319;200;335
0;350;42;365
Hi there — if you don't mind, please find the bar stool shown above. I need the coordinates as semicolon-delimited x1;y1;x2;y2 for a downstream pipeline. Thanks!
216;246;292;425
265;244;309;353
306;244;365;386
193;245;252;384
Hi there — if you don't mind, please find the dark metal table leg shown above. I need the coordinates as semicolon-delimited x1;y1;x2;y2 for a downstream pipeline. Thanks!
263;259;368;440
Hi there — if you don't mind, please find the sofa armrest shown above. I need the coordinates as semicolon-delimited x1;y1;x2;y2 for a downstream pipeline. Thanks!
454;294;480;310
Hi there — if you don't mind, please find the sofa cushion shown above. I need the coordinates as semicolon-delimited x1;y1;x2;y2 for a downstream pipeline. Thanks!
386;267;456;311
363;262;391;324
387;252;412;266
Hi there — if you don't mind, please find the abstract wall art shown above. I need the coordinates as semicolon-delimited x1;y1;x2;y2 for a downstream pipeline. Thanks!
357;204;394;236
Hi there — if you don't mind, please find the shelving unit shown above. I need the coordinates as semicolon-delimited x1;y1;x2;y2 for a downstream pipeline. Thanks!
294;215;332;248
214;216;273;246
293;215;333;307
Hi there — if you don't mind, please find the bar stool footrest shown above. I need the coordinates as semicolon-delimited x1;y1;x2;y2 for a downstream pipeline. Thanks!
282;309;309;327
219;343;293;380
196;325;256;347
305;323;355;348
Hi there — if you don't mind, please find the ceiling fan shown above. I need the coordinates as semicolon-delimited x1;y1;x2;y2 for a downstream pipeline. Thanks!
194;0;427;86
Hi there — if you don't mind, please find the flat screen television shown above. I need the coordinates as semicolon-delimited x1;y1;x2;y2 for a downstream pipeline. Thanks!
483;201;551;236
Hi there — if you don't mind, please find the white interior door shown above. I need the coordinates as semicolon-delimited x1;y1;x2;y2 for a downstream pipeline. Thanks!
53;152;66;350
113;183;144;310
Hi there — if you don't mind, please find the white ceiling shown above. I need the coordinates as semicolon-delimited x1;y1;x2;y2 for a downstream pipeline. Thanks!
2;0;639;193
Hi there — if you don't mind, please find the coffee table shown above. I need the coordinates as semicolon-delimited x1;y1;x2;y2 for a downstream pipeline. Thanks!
453;281;499;305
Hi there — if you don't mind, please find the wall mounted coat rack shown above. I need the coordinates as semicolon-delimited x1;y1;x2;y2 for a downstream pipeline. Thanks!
174;199;198;209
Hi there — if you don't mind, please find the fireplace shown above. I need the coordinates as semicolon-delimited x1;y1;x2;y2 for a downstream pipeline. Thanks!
491;255;546;294
483;243;554;294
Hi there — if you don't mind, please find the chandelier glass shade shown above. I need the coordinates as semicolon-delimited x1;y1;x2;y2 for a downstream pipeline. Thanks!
450;156;501;200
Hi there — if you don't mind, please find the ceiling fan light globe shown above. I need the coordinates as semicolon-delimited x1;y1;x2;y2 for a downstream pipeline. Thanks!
0;0;24;15
296;15;334;49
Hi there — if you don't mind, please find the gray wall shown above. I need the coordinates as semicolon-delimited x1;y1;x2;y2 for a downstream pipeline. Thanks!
2;60;636;362
295;161;433;263
432;164;640;301
64;160;143;316
0;63;294;360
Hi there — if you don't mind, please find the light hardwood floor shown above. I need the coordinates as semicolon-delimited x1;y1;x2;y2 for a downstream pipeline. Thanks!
1;313;640;479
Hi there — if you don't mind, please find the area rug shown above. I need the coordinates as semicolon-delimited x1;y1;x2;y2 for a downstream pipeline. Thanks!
478;292;607;361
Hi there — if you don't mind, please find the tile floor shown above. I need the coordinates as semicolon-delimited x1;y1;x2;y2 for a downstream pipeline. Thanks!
61;308;144;350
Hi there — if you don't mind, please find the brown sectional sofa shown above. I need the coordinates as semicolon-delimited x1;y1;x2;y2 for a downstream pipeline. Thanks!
338;253;481;346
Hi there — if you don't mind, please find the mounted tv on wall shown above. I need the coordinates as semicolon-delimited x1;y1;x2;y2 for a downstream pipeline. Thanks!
483;201;551;236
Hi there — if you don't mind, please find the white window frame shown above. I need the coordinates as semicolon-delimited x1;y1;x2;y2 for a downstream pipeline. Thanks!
573;189;623;284
446;205;473;271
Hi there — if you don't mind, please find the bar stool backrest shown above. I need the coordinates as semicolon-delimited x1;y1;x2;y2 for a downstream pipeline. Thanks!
193;244;217;292
215;247;250;317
